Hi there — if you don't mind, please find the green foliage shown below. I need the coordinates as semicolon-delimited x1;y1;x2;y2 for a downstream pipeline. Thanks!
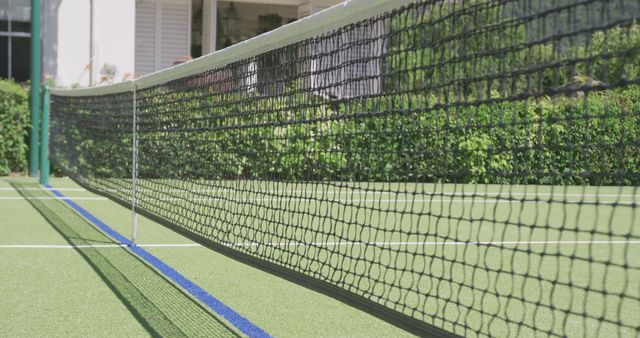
122;85;639;185
384;0;531;97
55;82;640;186
53;1;640;187
324;88;639;185
0;79;29;175
385;1;640;97
589;23;640;82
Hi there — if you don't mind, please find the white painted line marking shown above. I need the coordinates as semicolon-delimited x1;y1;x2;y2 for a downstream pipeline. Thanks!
0;243;201;249
137;243;201;247
2;196;633;204
220;240;640;248
0;196;107;200
171;198;635;205
0;188;87;191
0;244;127;249
3;185;634;199
0;178;38;181
176;191;639;198
104;188;640;198
2;240;637;250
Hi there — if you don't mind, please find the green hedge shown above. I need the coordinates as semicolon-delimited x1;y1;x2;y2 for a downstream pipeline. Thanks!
61;73;639;186
61;90;640;185
113;84;639;186
384;1;640;96
52;2;640;186
330;88;640;185
0;79;29;175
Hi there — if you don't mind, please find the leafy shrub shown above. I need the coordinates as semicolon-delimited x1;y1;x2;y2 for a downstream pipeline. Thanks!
589;23;640;83
118;84;639;186
333;87;640;185
0;79;29;175
50;1;640;187
385;1;640;97
383;0;533;97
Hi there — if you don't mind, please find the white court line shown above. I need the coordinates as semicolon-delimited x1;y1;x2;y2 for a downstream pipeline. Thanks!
0;196;107;200
221;240;640;247
0;188;86;191
138;243;201;247
0;243;201;249
3;186;635;198
0;244;127;249
1;196;634;205
103;188;639;198
157;191;640;198
0;178;37;181
2;240;638;250
173;198;636;205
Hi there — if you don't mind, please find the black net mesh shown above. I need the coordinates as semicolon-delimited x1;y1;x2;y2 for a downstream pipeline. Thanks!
49;0;640;336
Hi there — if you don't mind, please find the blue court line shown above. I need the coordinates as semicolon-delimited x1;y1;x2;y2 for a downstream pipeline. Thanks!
44;184;270;338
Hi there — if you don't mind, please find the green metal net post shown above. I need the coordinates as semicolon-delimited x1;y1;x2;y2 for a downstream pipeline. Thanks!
28;0;42;176
39;86;49;185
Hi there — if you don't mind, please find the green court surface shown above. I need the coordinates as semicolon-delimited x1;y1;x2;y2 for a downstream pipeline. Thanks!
82;177;640;336
0;177;415;337
1;177;638;337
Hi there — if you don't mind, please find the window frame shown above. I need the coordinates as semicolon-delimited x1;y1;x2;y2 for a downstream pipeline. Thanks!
0;0;32;80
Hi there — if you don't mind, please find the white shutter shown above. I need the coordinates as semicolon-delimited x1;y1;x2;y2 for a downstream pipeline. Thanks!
135;2;156;74
310;33;342;98
135;0;191;74
310;20;385;99
341;22;385;98
160;3;190;69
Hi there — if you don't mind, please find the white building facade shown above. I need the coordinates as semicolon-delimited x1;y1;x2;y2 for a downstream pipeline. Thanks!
43;0;136;87
39;0;342;87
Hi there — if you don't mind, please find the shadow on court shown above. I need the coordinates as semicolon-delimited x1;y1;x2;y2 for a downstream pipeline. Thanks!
12;182;240;337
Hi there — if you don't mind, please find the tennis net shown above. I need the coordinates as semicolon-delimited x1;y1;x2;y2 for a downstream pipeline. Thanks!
48;0;640;336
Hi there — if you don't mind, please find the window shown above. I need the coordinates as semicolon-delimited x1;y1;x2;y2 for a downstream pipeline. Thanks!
0;0;31;81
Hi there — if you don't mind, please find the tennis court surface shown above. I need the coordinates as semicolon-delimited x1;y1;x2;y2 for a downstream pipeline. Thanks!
8;0;640;336
0;177;414;337
2;177;638;336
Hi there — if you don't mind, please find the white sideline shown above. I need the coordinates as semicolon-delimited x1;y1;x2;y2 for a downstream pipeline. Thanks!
0;196;108;200
0;195;635;205
0;243;201;249
1;240;639;250
2;186;636;199
223;240;640;247
175;198;636;205
0;188;86;191
102;188;639;198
